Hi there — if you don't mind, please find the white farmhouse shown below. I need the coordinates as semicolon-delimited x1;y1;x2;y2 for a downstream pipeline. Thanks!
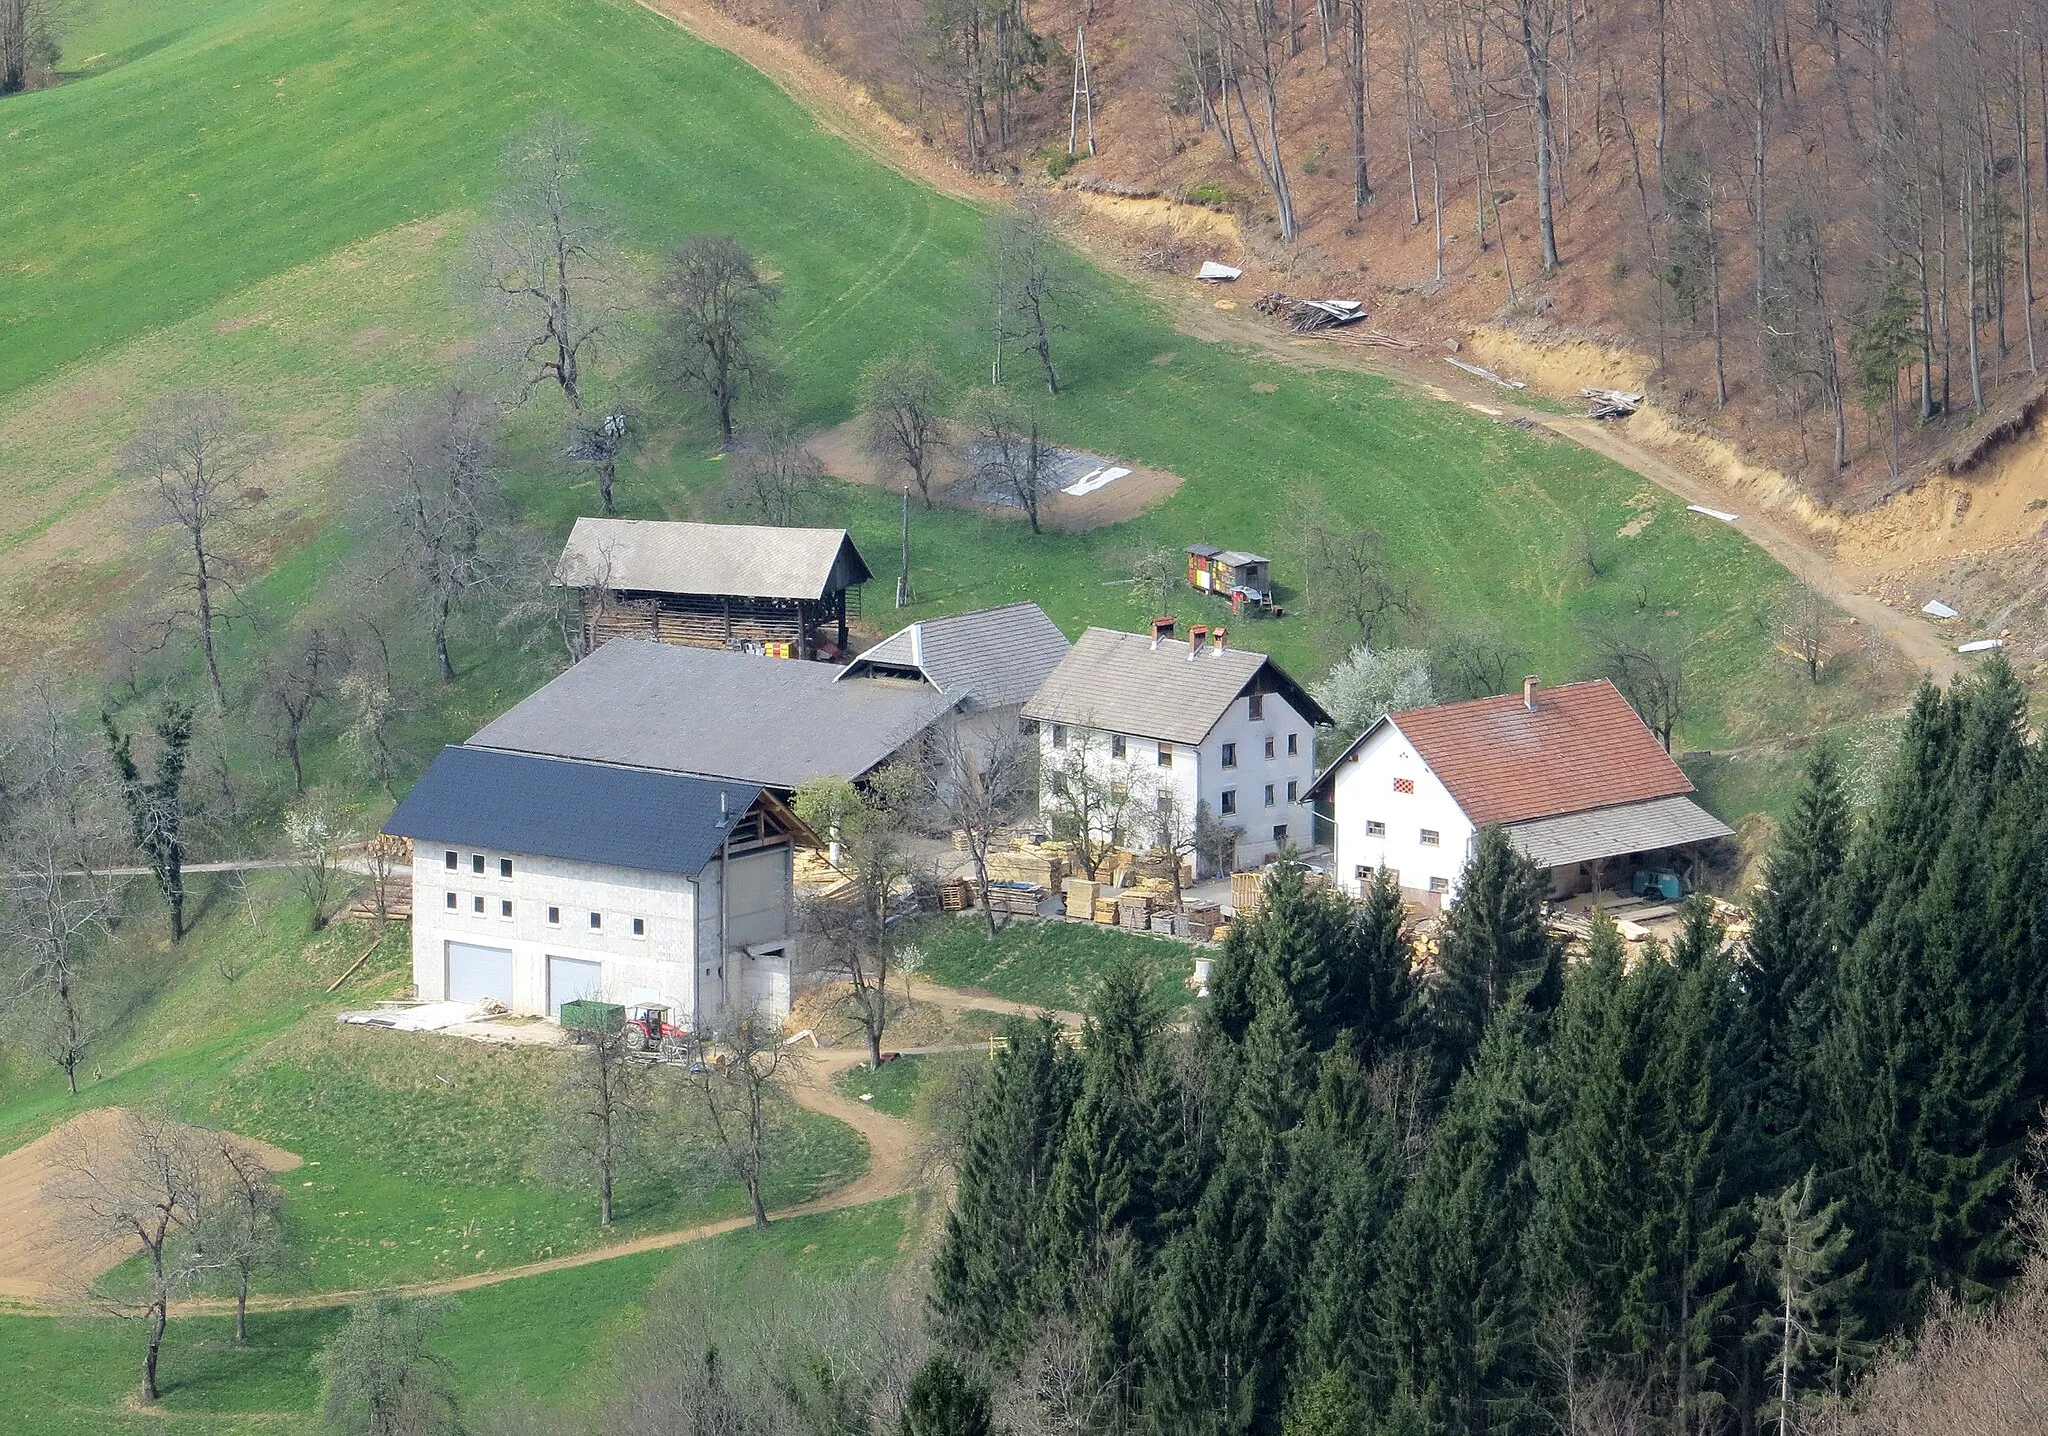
385;746;815;1029
1308;676;1733;908
1021;620;1333;875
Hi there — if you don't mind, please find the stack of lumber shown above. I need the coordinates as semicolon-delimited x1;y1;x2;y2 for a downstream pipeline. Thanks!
986;881;1049;916
344;891;411;922
987;847;1065;889
1117;893;1154;930
939;877;974;912
1093;898;1120;924
1063;877;1100;920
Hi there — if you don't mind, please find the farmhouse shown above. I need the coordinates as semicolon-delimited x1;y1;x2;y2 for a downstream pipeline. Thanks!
836;601;1071;745
384;745;815;1028
1308;677;1733;908
554;517;872;660
1021;620;1332;875
466;637;957;795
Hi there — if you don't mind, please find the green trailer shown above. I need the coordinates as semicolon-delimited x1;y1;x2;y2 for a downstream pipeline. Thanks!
559;999;625;1037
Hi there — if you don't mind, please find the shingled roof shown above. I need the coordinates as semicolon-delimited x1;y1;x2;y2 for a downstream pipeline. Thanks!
838;602;1071;712
553;517;871;602
1311;678;1695;825
1022;627;1332;746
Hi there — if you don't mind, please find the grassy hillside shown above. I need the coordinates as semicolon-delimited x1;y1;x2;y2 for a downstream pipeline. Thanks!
0;0;1877;768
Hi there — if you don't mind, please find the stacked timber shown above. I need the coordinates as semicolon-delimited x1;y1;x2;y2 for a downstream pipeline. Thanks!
1118;893;1154;930
987;847;1066;890
1063;878;1100;920
986;881;1049;916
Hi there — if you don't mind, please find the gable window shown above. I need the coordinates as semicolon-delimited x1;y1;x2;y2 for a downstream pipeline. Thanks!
1051;725;1068;749
1157;742;1173;768
1263;784;1276;807
547;906;561;926
1420;829;1441;847
1429;877;1451;894
589;912;603;930
1221;789;1238;816
1111;734;1127;759
444;850;458;871
1221;742;1237;769
500;899;513;918
499;858;513;878
1248;694;1265;721
1365;820;1388;837
1287;733;1299;756
1264;736;1276;760
633;917;646;936
1287;780;1299;802
1156;789;1174;816
472;854;485;874
1393;776;1416;795
1271;824;1289;844
445;892;457;910
472;895;485;913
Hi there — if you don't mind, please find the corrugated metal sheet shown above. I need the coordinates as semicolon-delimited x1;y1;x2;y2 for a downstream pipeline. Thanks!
1503;794;1734;869
554;517;871;601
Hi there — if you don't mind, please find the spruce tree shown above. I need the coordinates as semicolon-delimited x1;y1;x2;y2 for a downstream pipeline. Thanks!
1047;954;1160;1271
1429;826;1561;1080
902;1352;994;1436
1329;869;1421;1062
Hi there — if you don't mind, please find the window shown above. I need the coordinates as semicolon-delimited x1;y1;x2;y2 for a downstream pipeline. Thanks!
1156;789;1174;815
500;899;513;918
632;917;646;936
1221;789;1238;816
1051;725;1068;749
1287;780;1299;802
1393;776;1416;795
444;850;457;871
1263;784;1275;807
1355;865;1370;882
499;858;513;878
1272;824;1289;844
472;854;485;874
589;912;603;930
445;891;457;910
472;895;485;913
1111;734;1126;759
1287;733;1299;756
1157;742;1173;768
1429;877;1451;894
1221;742;1237;769
1365;820;1388;837
547;906;561;925
1264;736;1275;760
1420;829;1441;847
1248;694;1265;721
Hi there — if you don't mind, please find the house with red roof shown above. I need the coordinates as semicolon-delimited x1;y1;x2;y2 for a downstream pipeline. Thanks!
1305;676;1733;908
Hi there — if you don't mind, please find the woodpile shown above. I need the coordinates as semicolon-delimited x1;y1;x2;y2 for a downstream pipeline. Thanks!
939;877;974;912
985;881;1048;916
986;847;1066;889
1580;387;1644;419
1254;291;1367;332
1311;329;1420;351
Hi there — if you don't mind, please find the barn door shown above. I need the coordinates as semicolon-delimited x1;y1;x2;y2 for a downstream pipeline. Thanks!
446;942;513;1005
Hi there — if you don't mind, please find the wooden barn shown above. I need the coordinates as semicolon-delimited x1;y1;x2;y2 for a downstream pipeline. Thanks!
554;518;872;661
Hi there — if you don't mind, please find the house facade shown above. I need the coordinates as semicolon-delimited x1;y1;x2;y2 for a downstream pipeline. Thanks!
1021;621;1332;875
386;746;813;1028
1309;677;1733;908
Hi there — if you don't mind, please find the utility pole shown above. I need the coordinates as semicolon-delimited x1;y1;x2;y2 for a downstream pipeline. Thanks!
895;486;913;607
1069;27;1097;157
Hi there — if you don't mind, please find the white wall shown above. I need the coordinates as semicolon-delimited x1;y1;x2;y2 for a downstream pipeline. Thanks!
409;840;796;1027
1325;720;1475;905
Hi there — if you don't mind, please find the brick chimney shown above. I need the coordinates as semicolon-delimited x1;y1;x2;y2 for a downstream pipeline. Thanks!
1523;675;1541;711
1212;627;1227;654
1151;616;1177;650
1187;624;1209;659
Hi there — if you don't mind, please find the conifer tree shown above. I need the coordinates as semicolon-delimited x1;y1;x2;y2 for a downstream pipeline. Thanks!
1047;954;1160;1271
1329;869;1421;1062
1429;826;1561;1080
1746;1172;1860;1436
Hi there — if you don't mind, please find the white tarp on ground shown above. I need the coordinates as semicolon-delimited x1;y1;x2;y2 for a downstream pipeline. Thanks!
1922;599;1960;618
1686;504;1740;523
1197;261;1243;281
1063;465;1131;497
339;1001;493;1032
1960;639;2006;653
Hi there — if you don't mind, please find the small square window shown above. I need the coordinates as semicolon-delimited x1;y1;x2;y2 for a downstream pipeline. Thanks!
1264;736;1275;760
444;850;458;871
1366;820;1388;837
1221;741;1237;769
499;858;513;878
1111;734;1127;759
1249;694;1265;721
1272;824;1289;844
472;895;485;913
632;917;645;936
1287;733;1299;756
1051;724;1068;749
1354;865;1370;882
472;854;485;874
547;906;561;925
1430;877;1451;894
1420;829;1441;847
500;899;513;918
589;912;602;930
445;891;457;910
1221;789;1237;816
1287;780;1298;802
1157;742;1173;768
1263;784;1275;807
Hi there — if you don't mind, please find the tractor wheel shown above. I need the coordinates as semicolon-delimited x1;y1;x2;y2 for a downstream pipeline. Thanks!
659;1035;687;1062
624;1026;648;1052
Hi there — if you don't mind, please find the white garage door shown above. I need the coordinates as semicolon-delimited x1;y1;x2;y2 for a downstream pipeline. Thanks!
547;956;604;1019
446;942;513;1005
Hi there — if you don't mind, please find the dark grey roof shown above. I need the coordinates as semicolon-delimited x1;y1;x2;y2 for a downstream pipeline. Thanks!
383;747;761;876
838;602;1071;711
1502;795;1734;870
468;639;956;788
1021;627;1333;745
553;518;871;601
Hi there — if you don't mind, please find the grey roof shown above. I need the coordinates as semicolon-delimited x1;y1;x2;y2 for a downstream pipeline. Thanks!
468;639;955;789
1502;795;1734;870
838;602;1071;712
383;746;761;877
553;518;872;602
1021;627;1333;746
1216;551;1269;567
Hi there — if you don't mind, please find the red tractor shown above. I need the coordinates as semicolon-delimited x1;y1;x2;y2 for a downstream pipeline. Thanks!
622;1005;693;1061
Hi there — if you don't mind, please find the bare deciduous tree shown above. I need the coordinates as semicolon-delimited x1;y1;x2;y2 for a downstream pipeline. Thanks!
552;1017;650;1227
968;387;1057;533
656;234;775;448
1433;623;1527;701
563;408;631;516
0;0;63;91
988;198;1065;395
1119;546;1184;620
260;623;344;792
689;1008;806;1229
1303;525;1412;647
191;1135;292;1345
796;768;926;1065
1;794;114;1094
860;349;949;509
920;715;1034;937
1778;586;1834;685
316;1292;464;1436
725;419;824;527
1594;629;1690;752
121;395;263;714
1041;724;1146;880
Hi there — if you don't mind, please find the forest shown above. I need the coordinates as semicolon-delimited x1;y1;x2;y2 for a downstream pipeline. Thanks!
927;655;2048;1435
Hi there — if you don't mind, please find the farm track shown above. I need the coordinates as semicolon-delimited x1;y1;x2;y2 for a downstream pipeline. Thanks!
634;0;1955;687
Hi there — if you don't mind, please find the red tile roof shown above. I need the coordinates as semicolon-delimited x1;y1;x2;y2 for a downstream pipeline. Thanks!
1389;679;1694;825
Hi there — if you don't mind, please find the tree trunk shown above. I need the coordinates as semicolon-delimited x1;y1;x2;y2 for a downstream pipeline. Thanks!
143;1294;167;1401
747;1175;769;1230
433;592;456;684
193;535;226;714
236;1271;250;1345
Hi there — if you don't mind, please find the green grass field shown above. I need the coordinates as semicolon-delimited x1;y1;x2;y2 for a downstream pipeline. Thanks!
909;915;1195;1014
0;0;1886;774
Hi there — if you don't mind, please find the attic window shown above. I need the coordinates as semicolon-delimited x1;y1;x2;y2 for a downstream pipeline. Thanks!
472;854;485;874
1157;742;1173;768
499;858;513;878
1420;829;1441;847
1111;734;1127;759
1051;725;1068;749
1248;694;1265;721
1393;777;1416;795
444;850;458;871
